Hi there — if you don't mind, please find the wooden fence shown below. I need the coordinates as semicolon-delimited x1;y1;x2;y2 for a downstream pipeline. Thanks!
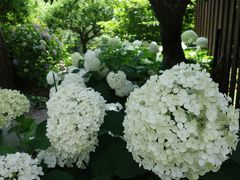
195;0;240;108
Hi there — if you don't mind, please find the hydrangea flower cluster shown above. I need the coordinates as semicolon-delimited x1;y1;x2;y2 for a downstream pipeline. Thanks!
47;68;88;98
196;37;209;49
46;83;121;168
38;147;89;168
0;152;43;180
181;30;199;46
106;71;136;97
84;49;101;72
71;52;82;67
123;63;239;180
0;89;30;128
149;42;159;53
46;71;60;85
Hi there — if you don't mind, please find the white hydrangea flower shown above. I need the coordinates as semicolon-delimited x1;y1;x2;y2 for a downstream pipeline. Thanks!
84;50;101;72
196;37;208;48
108;37;121;48
38;146;90;168
0;89;30;128
149;42;159;53
0;152;43;180
106;71;127;89
132;40;142;47
123;63;239;180
61;73;86;87
46;84;121;168
115;80;135;97
71;52;82;67
46;71;60;85
181;30;198;46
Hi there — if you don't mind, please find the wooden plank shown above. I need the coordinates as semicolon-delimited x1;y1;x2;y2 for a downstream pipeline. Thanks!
212;0;219;56
209;0;215;54
230;0;240;106
216;0;231;93
221;0;236;94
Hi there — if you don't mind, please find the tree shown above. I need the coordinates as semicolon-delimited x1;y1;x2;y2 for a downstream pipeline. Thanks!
100;0;160;42
0;0;36;25
44;0;113;53
0;28;13;88
149;0;190;68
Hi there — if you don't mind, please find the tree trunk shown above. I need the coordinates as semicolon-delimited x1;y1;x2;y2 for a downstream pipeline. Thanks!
149;0;190;68
0;27;13;88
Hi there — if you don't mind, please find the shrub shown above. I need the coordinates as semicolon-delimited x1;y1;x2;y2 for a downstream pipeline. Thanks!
3;24;68;88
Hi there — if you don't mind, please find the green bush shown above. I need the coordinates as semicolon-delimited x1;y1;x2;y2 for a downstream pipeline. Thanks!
3;24;69;88
100;0;160;42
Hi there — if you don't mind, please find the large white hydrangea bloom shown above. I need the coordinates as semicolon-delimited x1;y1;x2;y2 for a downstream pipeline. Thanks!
0;89;30;128
46;83;121;168
181;30;198;46
71;52;82;67
106;71;127;89
84;50;101;72
123;63;239;180
0;152;43;180
106;71;137;97
46;71;60;85
149;42;159;53
108;37;121;49
196;37;208;49
132;40;142;47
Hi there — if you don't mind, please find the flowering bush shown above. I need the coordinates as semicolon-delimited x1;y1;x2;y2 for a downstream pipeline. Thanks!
3;24;68;87
123;63;239;180
0;88;30;128
47;37;162;98
0;152;43;180
1;34;239;179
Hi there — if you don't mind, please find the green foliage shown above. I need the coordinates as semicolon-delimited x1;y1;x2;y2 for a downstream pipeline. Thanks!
100;0;160;42
183;0;197;31
0;0;36;25
90;135;146;179
42;170;75;180
184;47;213;71
34;120;51;150
3;24;68;88
27;95;48;109
44;0;113;52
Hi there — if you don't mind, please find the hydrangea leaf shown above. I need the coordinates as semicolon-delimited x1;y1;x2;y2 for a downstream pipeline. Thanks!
42;170;74;180
34;120;50;150
0;145;18;155
90;135;146;179
100;110;125;136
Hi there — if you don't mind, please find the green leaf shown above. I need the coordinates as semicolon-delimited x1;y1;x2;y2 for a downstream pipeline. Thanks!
230;141;240;165
34;120;50;150
100;110;125;136
0;130;3;145
42;170;74;180
0;146;18;155
92;175;111;180
12;116;35;134
90;135;146;179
